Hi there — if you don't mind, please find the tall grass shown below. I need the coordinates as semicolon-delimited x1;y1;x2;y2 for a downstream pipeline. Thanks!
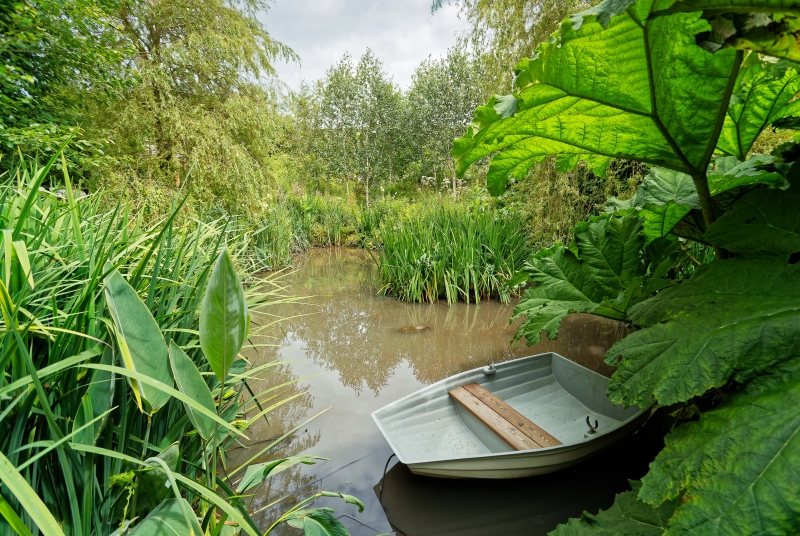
0;152;359;536
249;193;361;269
377;205;531;304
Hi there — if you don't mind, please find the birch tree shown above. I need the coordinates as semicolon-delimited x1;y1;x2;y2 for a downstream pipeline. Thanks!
406;48;483;193
316;50;402;205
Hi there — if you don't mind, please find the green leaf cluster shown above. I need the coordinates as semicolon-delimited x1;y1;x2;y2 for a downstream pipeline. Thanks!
455;0;800;532
0;155;360;536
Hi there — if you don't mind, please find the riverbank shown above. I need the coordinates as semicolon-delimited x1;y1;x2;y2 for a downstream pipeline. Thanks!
253;194;533;304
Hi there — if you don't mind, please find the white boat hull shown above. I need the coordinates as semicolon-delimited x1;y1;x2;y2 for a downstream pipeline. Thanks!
372;352;649;479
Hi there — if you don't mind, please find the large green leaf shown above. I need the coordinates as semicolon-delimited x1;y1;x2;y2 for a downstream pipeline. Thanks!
284;508;349;536
639;371;800;534
127;499;202;536
168;341;217;441
112;444;181;521
608;157;787;242
104;269;171;414
237;455;327;493
606;258;800;407
706;173;800;258
717;56;800;159
706;154;787;193
200;248;249;383
136;444;180;509
512;215;644;344
550;480;679;536
452;0;741;194
73;347;115;445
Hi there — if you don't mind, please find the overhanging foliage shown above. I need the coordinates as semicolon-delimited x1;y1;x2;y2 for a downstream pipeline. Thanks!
456;0;800;532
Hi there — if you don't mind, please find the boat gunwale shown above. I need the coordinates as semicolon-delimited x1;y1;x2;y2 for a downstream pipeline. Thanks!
371;352;651;466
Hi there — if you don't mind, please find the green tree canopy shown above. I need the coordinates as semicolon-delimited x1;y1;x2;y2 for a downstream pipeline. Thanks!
0;0;129;164
88;0;297;219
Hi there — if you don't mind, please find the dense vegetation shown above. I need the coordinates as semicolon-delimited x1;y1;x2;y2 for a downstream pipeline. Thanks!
0;153;363;535
5;0;800;533
455;0;800;531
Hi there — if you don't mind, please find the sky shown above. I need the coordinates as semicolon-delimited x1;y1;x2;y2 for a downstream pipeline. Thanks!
258;0;470;91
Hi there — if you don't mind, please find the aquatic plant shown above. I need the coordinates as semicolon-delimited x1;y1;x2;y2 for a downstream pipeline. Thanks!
377;205;530;304
0;152;361;535
455;0;800;531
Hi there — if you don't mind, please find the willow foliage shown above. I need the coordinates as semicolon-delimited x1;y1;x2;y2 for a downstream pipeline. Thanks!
433;0;592;94
88;0;296;220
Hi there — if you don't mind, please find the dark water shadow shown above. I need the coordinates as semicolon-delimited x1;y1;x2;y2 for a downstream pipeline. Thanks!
374;411;671;536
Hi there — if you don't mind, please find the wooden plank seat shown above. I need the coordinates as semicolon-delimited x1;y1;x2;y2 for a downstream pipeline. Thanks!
449;383;562;450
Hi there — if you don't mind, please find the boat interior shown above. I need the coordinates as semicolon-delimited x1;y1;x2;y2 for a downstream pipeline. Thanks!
374;353;642;464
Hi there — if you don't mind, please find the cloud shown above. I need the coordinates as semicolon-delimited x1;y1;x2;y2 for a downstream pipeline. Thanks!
259;0;469;90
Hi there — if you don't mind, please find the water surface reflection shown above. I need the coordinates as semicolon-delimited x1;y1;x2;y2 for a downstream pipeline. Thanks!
229;248;662;535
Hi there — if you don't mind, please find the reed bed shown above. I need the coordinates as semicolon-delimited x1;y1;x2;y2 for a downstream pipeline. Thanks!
377;206;531;304
0;153;358;536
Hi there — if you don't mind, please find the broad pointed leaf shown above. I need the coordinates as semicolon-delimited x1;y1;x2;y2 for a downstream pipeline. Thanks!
168;341;216;441
200;248;249;383
104;270;171;414
639;372;800;534
237;455;327;493
283;508;349;536
453;0;741;194
127;499;201;536
73;348;115;445
550;480;678;536
606;258;800;407
320;491;365;512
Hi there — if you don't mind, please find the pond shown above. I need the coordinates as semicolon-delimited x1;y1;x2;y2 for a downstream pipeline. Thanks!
228;248;667;535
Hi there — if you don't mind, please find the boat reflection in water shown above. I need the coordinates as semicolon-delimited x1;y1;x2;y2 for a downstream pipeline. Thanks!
374;410;669;536
231;249;667;535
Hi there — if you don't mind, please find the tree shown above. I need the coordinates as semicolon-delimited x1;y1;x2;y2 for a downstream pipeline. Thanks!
0;0;129;168
314;50;402;205
406;47;483;193
88;0;296;219
432;0;591;94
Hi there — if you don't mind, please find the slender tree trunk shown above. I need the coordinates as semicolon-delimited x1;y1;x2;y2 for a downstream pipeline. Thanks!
366;174;370;206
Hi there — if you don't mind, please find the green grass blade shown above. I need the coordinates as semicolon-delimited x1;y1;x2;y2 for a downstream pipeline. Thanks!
0;450;65;536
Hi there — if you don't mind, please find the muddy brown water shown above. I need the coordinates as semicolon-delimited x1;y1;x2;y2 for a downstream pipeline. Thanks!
228;248;666;535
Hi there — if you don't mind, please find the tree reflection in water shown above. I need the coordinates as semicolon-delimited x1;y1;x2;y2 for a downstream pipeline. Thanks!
228;248;630;535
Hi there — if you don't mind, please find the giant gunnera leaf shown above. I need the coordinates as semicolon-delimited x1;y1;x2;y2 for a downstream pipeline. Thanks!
606;258;800;408
706;171;800;258
607;155;787;242
512;215;644;344
550;480;679;536
452;0;741;195
716;55;800;159
638;370;800;535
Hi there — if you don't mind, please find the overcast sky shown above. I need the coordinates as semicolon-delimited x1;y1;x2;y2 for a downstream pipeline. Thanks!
259;1;470;91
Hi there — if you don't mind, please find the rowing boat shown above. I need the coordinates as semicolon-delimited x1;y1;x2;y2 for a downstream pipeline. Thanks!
371;352;648;479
